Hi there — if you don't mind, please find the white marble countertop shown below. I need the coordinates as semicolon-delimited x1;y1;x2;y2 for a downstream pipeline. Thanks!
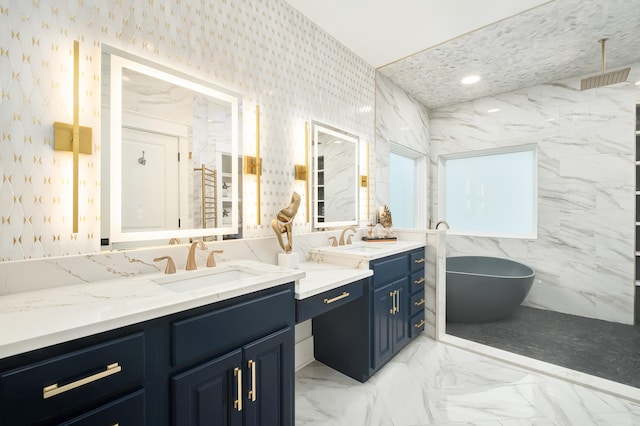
295;262;373;299
0;260;304;359
308;240;425;268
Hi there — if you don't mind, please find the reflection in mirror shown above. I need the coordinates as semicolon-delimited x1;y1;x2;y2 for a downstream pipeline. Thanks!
101;47;242;248
311;121;359;229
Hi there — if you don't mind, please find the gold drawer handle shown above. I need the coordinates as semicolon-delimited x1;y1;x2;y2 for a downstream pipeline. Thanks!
248;360;257;402
234;367;242;411
414;298;425;307
414;319;426;329
414;258;425;264
43;363;122;399
324;291;350;304
414;277;425;285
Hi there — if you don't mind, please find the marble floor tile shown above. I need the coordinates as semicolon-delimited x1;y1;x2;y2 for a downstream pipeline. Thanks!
295;335;640;425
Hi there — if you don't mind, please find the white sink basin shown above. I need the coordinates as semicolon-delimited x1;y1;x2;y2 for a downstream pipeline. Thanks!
339;244;384;253
153;267;260;293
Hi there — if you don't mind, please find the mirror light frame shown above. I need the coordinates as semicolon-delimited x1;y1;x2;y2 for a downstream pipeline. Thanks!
106;50;240;243
311;121;360;229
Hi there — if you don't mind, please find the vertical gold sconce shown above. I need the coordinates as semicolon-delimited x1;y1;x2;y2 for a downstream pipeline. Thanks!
243;104;262;225
360;143;369;220
294;122;310;223
53;40;92;233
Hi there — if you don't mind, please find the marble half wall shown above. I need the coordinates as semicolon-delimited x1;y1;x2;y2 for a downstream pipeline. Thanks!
430;63;640;324
375;73;431;209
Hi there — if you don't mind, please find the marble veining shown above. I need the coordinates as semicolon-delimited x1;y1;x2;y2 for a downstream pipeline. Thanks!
430;64;639;324
296;335;640;425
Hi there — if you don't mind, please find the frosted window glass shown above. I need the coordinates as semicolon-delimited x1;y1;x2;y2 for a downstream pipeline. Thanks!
390;153;415;228
444;149;536;237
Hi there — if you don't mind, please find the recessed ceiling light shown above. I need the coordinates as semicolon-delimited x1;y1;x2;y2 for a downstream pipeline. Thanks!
635;80;640;86
487;108;500;113
461;75;481;85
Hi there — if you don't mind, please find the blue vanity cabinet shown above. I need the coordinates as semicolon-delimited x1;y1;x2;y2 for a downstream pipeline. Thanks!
172;327;293;426
0;283;296;426
169;285;295;426
312;246;426;383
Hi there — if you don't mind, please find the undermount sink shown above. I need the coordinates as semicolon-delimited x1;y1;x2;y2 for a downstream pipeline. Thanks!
338;244;384;253
152;267;261;293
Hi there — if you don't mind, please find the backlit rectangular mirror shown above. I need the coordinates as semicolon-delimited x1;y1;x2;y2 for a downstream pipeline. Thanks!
101;47;242;248
311;121;359;229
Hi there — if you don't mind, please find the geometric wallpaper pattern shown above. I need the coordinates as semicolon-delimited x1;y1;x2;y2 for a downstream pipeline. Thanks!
0;0;376;261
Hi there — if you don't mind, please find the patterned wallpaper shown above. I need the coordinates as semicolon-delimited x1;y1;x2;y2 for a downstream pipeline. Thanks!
0;0;376;261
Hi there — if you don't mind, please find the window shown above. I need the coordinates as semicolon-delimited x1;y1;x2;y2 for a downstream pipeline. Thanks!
389;144;427;229
439;144;537;238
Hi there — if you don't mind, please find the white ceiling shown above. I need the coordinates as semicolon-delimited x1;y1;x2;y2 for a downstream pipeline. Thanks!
284;0;640;110
283;0;552;68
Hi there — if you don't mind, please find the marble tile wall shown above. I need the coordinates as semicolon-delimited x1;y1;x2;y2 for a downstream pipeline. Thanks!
430;64;640;324
0;0;375;262
374;73;431;209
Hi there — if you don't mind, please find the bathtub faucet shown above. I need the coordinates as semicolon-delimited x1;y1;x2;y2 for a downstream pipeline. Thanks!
435;220;450;230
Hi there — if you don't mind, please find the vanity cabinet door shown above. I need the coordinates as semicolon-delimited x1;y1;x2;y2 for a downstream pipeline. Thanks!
243;327;294;426
172;349;244;426
372;281;395;368
392;279;410;351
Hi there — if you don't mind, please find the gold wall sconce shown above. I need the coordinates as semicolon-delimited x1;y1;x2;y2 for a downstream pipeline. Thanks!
294;165;307;181
53;40;92;233
243;104;262;224
361;142;370;220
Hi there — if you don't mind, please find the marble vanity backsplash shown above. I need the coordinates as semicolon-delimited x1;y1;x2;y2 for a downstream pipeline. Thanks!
0;230;367;296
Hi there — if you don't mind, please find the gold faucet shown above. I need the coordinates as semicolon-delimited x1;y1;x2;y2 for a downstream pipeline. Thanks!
168;238;182;245
328;236;338;247
154;256;176;274
207;249;224;267
186;240;207;270
339;227;357;246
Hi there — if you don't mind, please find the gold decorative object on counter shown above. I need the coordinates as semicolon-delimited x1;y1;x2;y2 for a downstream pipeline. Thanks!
380;204;393;228
271;192;301;254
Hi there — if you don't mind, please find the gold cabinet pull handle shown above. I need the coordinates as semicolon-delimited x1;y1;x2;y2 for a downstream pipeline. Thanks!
414;298;425;307
234;367;242;411
389;291;395;314
324;291;350;304
414;258;425;264
248;360;257;402
414;277;425;285
414;319;426;329
395;290;400;314
43;363;122;399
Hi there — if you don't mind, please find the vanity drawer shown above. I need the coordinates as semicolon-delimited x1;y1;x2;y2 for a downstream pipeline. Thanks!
60;389;145;425
410;311;426;338
410;292;426;317
372;253;408;286
0;333;145;426
410;249;426;272
172;287;294;367
296;280;364;323
410;270;426;293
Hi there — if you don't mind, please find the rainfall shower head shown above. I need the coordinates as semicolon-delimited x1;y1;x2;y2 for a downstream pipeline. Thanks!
580;38;630;90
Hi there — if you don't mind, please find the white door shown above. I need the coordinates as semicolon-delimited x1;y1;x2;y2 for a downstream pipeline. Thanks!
121;127;180;232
